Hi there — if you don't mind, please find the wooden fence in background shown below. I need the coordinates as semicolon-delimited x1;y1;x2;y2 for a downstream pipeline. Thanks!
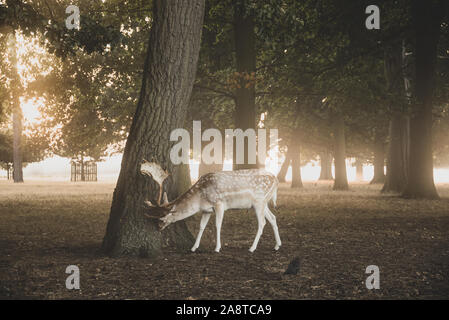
71;161;97;182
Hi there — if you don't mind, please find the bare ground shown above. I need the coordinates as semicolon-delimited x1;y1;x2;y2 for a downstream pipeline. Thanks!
1;180;449;300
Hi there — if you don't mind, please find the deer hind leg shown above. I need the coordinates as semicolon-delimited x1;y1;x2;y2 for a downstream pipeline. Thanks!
264;205;281;250
249;202;266;253
214;203;225;253
191;212;212;252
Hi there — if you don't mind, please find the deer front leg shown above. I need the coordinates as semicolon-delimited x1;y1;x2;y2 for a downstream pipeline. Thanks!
214;203;224;252
191;213;211;252
249;203;266;253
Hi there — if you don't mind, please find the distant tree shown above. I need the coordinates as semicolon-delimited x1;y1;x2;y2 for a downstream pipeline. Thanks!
318;151;333;180
0;129;48;178
332;111;349;190
232;0;257;169
370;129;386;184
381;43;409;192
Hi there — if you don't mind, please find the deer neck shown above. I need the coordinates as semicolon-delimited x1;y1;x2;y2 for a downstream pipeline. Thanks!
170;192;200;222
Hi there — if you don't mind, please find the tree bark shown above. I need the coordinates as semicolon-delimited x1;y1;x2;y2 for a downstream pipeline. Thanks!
382;114;409;192
233;0;257;170
381;42;409;192
277;150;291;183
402;0;442;199
370;130;385;184
175;163;192;195
102;0;205;257
318;150;333;180
332;113;349;190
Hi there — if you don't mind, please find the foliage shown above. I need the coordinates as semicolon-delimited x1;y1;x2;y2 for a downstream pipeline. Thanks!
0;128;48;168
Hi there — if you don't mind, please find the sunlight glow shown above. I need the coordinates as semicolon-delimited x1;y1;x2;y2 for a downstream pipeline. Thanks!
21;97;44;126
15;32;52;84
9;153;449;185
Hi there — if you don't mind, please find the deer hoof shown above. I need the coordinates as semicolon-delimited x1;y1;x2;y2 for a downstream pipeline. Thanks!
191;246;198;252
274;245;280;251
249;247;256;253
214;248;221;253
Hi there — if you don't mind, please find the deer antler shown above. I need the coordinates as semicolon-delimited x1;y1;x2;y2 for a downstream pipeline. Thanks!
140;159;171;206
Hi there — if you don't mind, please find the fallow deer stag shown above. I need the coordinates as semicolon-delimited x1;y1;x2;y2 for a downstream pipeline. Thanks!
140;159;281;253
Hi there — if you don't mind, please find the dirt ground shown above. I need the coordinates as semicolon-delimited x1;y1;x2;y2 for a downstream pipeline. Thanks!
1;180;449;300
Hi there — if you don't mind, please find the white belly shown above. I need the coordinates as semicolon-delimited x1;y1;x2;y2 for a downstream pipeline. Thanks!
223;191;254;210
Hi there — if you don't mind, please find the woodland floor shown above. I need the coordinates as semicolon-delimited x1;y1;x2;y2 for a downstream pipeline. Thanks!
1;180;449;300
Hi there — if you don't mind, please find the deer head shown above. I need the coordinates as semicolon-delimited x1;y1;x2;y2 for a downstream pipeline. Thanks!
140;159;174;230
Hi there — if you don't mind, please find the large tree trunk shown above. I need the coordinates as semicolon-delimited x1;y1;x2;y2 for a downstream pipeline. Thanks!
233;0;257;170
176;163;192;195
402;0;442;199
332;113;349;190
102;0;205;257
318;150;333;180
277;149;291;183
370;130;385;184
382;114;409;193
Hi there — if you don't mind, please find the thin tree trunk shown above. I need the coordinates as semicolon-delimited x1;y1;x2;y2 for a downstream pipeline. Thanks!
402;0;442;199
233;0;257;170
318;151;333;180
80;156;85;182
12;104;23;183
333;113;349;190
277;150;291;183
290;142;303;189
355;158;363;182
9;33;23;183
370;130;385;184
102;0;205;257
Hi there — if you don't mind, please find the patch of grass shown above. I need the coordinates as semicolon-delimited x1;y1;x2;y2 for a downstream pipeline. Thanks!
1;180;449;299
